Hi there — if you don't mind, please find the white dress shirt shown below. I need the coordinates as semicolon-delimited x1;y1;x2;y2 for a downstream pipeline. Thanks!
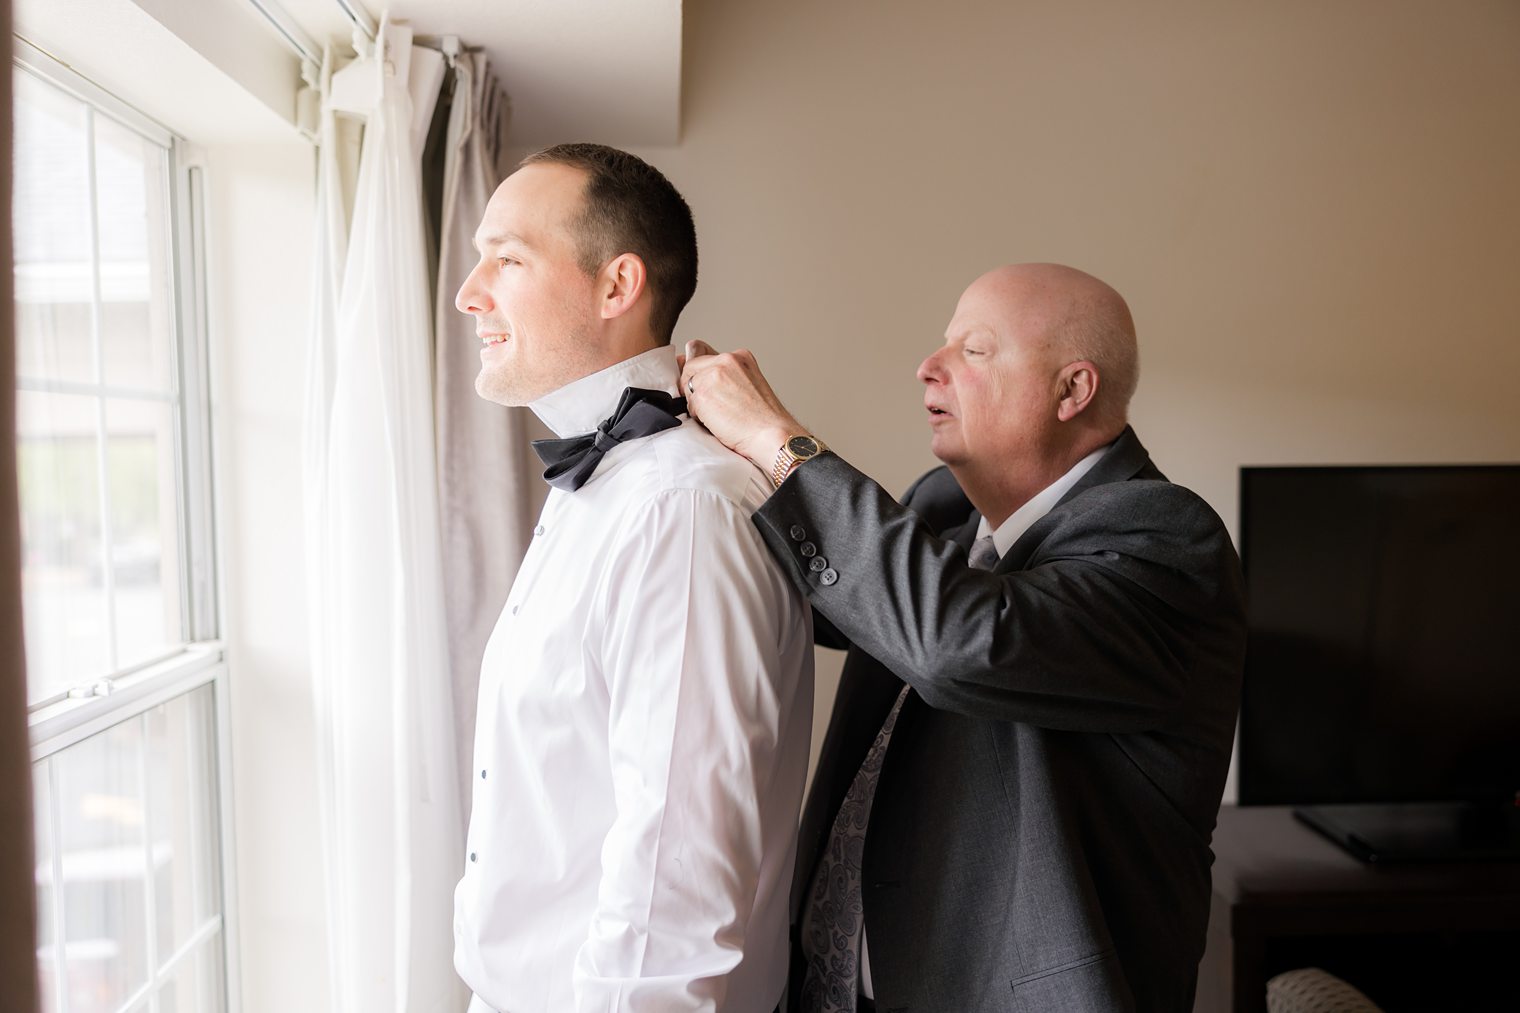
858;440;1111;1000
454;346;814;1013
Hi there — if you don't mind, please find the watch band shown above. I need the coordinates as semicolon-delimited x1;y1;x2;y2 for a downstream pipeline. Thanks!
772;456;804;489
769;435;827;489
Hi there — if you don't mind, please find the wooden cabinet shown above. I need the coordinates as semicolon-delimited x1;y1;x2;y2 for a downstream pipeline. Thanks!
1194;805;1520;1013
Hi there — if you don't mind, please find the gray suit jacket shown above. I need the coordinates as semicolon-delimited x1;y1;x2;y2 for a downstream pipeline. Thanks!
753;427;1245;1013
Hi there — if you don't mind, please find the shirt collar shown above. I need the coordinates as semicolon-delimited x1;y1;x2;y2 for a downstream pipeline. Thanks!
977;442;1113;558
528;345;682;438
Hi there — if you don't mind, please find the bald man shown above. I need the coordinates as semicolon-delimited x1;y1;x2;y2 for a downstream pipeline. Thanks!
679;265;1246;1013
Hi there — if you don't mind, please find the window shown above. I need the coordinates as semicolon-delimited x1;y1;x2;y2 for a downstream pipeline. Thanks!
16;58;188;701
14;40;233;1013
32;684;227;1013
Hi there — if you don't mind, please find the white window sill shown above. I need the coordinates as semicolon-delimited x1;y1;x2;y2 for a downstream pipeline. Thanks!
28;642;227;760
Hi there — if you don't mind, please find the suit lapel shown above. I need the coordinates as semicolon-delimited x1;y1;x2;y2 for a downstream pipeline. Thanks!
1000;426;1159;570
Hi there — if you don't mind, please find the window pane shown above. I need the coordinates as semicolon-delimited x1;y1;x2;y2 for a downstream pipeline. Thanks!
105;397;183;669
94;114;175;394
12;70;96;385
54;717;151;1012
146;685;220;962
189;690;223;929
17;390;109;701
34;764;59;1013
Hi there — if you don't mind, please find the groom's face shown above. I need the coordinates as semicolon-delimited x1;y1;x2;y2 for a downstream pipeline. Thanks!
457;163;607;406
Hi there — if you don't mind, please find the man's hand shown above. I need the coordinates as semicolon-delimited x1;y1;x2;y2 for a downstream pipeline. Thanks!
679;339;807;474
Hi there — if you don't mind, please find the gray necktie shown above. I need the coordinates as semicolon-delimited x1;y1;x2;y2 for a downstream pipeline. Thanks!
799;531;1000;1012
968;533;1000;572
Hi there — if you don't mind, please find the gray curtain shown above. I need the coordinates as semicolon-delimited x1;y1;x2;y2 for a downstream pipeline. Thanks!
1;0;44;998
433;54;546;830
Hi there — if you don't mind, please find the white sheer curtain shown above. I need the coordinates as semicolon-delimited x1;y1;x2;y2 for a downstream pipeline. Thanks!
303;17;465;1013
433;53;543;831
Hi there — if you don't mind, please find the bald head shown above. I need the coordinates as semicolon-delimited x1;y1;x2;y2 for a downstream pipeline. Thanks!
969;264;1139;428
919;263;1139;525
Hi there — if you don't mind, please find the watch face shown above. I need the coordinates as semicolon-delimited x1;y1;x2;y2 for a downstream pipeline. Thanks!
787;435;820;458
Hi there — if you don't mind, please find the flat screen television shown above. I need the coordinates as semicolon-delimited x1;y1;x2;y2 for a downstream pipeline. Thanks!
1238;465;1520;808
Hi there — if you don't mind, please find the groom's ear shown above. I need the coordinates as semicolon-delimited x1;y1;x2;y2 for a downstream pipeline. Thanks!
598;253;647;321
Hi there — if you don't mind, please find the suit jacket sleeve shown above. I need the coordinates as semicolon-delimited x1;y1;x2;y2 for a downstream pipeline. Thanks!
753;453;1243;734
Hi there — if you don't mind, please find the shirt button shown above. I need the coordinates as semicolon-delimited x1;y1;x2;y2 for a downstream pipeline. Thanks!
809;556;828;572
534;524;545;536
469;852;477;862
800;542;817;558
512;605;519;615
480;769;487;779
790;525;806;542
820;568;839;586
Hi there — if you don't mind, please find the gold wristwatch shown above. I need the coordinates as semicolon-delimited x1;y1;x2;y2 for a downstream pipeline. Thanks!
770;434;828;489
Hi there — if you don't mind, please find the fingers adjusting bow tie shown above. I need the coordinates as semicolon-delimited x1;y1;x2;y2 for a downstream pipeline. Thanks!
531;387;688;492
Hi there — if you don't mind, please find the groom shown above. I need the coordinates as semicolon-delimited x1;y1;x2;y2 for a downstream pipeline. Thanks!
451;143;814;1013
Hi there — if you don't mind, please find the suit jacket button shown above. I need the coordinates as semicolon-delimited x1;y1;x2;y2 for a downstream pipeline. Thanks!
820;567;838;586
790;525;806;541
809;556;828;572
800;542;817;558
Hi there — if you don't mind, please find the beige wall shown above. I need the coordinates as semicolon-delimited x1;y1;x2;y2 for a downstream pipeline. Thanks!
622;0;1520;797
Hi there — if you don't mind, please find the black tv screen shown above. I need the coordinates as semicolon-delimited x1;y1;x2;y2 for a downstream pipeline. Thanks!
1238;465;1520;807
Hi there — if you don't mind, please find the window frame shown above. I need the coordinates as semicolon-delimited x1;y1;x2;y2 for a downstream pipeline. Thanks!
31;656;234;1013
14;38;240;1013
14;36;221;710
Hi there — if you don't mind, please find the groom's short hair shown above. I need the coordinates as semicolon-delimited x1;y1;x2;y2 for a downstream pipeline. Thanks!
520;143;698;345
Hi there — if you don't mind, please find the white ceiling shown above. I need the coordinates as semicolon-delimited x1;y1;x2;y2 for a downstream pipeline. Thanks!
276;0;684;148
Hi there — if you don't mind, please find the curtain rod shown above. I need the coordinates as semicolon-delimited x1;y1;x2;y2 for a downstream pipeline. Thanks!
336;2;483;56
246;0;483;72
245;0;323;66
334;0;377;43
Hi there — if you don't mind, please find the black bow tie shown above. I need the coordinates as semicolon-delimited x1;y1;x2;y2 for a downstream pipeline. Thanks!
531;387;688;491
